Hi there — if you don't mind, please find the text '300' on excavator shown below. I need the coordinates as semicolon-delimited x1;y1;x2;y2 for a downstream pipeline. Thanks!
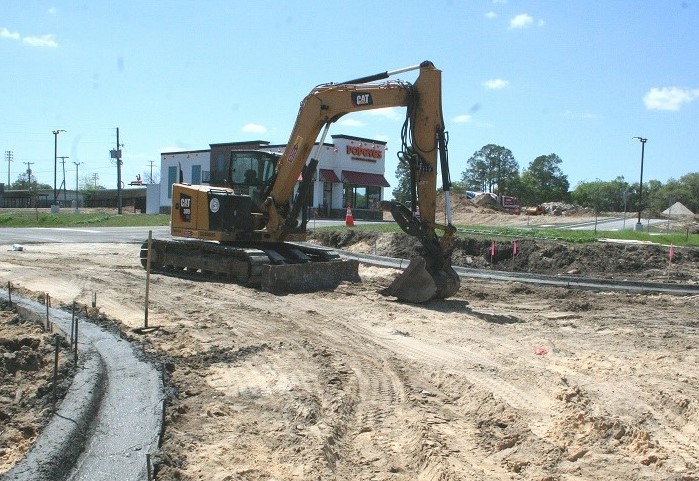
140;60;460;303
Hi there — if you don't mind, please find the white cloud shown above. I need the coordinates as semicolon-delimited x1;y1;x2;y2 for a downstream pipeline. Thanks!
22;34;58;48
485;11;497;19
643;87;699;111
1;28;21;41
483;78;509;90
361;107;402;120
242;123;267;134
338;118;365;127
509;13;533;29
453;114;472;123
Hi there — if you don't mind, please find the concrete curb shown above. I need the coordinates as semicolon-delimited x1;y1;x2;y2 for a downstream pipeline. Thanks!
1;346;106;480
0;293;163;481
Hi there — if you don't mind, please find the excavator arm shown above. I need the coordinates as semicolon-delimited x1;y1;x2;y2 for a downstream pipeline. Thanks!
266;61;460;301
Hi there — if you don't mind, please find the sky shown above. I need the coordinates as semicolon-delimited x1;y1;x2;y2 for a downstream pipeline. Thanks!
1;0;698;197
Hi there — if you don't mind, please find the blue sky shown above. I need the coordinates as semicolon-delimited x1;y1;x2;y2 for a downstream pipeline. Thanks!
1;1;697;196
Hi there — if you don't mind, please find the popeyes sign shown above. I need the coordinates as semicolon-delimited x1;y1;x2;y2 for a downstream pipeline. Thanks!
346;145;382;162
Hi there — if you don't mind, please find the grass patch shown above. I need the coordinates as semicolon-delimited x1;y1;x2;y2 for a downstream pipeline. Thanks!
0;211;170;228
313;221;698;247
457;223;699;247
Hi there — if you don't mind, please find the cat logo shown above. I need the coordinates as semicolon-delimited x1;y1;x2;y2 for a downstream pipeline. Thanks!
179;193;192;222
352;92;373;106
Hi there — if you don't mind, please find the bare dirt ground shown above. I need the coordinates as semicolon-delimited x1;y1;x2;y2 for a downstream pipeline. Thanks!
1;209;699;480
0;301;75;473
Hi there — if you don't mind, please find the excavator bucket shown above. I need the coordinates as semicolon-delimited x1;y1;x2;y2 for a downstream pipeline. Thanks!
381;256;460;303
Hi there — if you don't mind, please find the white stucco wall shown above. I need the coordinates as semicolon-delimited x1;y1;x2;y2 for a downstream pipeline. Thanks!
156;135;388;213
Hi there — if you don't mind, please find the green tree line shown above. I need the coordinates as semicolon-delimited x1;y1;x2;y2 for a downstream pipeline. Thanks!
393;144;699;214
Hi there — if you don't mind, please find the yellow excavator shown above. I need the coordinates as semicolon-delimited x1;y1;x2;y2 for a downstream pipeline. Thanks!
141;60;460;302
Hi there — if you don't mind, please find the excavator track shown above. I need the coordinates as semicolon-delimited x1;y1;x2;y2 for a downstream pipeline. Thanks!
140;239;360;293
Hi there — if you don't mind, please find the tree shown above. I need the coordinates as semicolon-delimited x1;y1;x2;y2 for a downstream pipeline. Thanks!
80;175;106;191
144;170;160;184
461;144;519;194
11;172;51;190
392;150;412;204
677;172;699;213
519;154;570;205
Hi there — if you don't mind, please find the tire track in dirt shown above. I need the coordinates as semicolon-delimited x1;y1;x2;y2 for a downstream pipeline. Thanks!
275;294;529;479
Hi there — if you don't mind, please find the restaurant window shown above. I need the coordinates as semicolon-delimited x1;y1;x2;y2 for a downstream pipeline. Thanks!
344;185;381;209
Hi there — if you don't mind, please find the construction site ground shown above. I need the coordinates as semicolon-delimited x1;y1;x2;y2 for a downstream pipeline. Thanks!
1;208;699;480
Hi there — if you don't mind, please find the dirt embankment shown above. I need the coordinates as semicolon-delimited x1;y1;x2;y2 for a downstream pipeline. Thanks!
311;230;699;283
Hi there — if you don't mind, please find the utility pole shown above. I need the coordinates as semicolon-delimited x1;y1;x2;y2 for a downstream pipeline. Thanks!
73;161;82;209
23;161;34;178
92;172;99;189
23;162;35;208
111;128;123;214
4;150;12;186
632;137;647;232
58;156;70;202
148;160;155;184
53;129;66;205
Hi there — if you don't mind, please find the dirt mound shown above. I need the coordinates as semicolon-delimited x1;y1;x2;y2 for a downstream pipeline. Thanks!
311;231;699;282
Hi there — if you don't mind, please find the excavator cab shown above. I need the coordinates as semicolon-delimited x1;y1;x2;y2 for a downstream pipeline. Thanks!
228;150;279;206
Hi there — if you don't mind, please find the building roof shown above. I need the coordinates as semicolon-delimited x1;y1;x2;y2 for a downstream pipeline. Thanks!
319;169;341;183
341;170;390;187
160;149;210;156
332;134;387;145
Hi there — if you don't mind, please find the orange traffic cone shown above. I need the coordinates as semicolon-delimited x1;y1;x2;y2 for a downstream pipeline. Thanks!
345;205;355;227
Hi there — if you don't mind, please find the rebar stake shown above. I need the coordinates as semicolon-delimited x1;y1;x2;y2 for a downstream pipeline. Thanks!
45;294;50;331
146;453;153;481
52;335;60;410
73;317;79;364
70;302;76;350
144;230;153;328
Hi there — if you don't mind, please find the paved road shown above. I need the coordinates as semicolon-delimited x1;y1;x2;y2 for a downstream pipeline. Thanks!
537;216;671;231
0;220;388;245
0;226;171;245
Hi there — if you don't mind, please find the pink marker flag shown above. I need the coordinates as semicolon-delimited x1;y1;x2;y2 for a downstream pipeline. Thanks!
669;243;674;260
491;240;496;257
513;240;518;256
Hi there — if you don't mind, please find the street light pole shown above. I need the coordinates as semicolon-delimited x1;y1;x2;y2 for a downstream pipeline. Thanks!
73;161;82;209
632;136;647;231
52;129;66;205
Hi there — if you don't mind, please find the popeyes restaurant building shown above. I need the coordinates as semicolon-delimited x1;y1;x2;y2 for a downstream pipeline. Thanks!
156;134;390;220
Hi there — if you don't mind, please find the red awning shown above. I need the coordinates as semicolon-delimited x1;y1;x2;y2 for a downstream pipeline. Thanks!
319;168;340;183
341;170;390;187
